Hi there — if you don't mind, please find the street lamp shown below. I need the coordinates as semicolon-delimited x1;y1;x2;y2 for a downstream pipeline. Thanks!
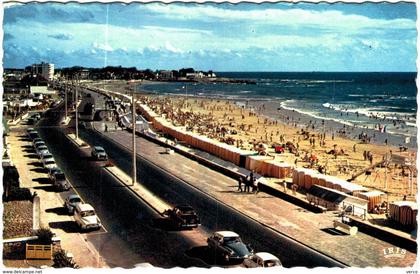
75;75;79;140
131;90;137;186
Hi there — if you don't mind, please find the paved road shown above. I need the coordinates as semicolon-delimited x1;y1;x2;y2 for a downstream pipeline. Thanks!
35;95;209;268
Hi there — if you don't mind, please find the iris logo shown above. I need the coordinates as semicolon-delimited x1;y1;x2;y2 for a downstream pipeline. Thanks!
383;247;406;258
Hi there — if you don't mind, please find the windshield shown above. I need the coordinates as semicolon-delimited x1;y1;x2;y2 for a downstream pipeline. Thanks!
224;237;240;243
70;198;81;203
96;148;104;152
264;260;280;267
81;210;95;217
55;174;65;180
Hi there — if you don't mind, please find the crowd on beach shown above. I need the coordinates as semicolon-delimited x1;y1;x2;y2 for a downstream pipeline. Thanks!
89;81;417;202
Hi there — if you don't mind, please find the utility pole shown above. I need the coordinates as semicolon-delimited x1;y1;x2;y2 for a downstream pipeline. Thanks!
75;75;79;140
132;90;137;186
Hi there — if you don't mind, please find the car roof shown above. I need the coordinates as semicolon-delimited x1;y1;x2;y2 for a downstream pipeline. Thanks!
76;203;95;211
94;146;104;150
215;231;239;238
254;252;280;261
67;194;80;200
176;205;194;211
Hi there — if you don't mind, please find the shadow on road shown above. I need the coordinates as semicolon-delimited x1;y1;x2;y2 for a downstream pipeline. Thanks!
32;177;51;184
49;221;80;233
24;154;39;159
21;145;33;149
185;246;242;267
28;161;44;168
46;207;69;216
33;185;57;192
30;167;46;174
320;228;348;236
151;218;195;231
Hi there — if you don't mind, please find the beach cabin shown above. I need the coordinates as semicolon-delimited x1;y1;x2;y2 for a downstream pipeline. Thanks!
389;201;418;229
307;185;368;219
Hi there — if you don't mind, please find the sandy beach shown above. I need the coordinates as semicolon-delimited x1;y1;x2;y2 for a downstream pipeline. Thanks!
88;80;417;203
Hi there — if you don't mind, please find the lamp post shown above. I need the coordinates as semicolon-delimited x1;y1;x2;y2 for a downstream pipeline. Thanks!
64;78;68;121
75;75;79;140
132;90;137;186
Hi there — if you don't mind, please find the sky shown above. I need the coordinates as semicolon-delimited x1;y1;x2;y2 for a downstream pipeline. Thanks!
2;2;418;72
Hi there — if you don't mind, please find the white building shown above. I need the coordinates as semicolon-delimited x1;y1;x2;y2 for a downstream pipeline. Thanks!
32;62;54;81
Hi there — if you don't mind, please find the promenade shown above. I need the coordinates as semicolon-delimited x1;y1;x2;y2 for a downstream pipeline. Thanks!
92;122;416;267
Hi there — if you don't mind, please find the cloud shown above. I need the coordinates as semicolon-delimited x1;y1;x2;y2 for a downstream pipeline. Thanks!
93;42;114;52
165;41;183;53
144;4;415;32
48;33;73;40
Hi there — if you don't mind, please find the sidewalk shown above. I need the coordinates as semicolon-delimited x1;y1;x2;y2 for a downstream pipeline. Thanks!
7;128;108;268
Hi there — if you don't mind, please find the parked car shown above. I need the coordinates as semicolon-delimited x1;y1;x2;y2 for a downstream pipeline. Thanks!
52;171;70;191
42;158;57;170
34;142;46;152
41;152;54;162
74;203;101;230
64;194;82;214
28;131;39;140
207;231;254;262
48;167;62;181
243;252;282;268
33;138;43;146
37;146;49;157
163;205;200;229
91;146;108;161
27;128;36;137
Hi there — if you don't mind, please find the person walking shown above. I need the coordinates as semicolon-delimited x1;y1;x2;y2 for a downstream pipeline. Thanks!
237;177;243;192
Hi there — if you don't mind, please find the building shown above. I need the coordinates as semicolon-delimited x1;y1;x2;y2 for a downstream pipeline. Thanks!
31;62;54;81
158;70;174;81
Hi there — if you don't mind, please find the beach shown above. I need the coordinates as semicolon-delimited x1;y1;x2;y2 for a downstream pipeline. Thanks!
88;80;417;202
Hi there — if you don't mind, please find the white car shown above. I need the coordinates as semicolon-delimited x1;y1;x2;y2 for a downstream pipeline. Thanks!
74;203;101;230
243;252;282;268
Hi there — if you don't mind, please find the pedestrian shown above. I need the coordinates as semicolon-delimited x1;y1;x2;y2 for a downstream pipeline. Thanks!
245;177;251;193
237;177;243;192
363;150;367;161
105;124;108;132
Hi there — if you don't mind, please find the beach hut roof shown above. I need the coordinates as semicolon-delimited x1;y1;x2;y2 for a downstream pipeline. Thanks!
308;185;368;206
391;201;418;210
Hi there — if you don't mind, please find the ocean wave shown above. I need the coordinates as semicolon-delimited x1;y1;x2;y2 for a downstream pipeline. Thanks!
281;101;354;127
322;103;416;123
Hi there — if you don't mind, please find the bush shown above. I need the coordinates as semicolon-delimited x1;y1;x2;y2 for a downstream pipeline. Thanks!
4;186;33;201
34;228;54;245
52;249;79;268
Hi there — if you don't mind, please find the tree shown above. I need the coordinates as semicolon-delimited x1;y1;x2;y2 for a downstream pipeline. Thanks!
53;249;79;268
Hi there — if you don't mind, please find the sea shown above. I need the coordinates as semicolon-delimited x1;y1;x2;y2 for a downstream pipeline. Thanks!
139;72;417;141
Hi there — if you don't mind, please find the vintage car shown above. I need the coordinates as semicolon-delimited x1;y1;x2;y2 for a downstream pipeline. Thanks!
64;194;82;214
91;146;108;161
74;203;101;230
207;231;253;262
163;205;200;229
48;168;70;191
243;252;282;268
